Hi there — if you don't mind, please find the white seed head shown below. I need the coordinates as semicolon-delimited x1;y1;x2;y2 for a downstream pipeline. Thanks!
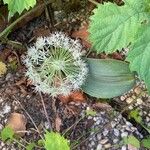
24;32;88;96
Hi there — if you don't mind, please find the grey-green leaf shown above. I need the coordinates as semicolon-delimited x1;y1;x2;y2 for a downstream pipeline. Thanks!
82;58;135;98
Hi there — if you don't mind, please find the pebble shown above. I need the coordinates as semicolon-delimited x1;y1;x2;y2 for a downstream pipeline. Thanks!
96;144;102;150
126;97;133;104
102;129;109;136
121;132;128;137
113;139;118;143
104;143;111;149
100;139;108;144
113;128;120;137
136;98;143;105
121;146;126;150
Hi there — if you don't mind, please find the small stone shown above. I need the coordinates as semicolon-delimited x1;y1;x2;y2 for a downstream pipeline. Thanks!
113;129;120;137
97;134;102;140
129;105;133;110
2;105;11;114
146;116;150;122
5;73;12;81
96;144;102;150
91;141;95;146
126;121;132;127
102;129;109;136
134;87;142;95
121;132;128;137
120;96;125;101
104;143;111;149
126;97;133;104
111;121;116;128
136;98;143;105
121;146;126;150
113;139;118;143
100;139;108;144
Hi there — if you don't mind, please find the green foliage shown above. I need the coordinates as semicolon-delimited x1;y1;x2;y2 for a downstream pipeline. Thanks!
142;137;150;148
3;0;36;19
26;142;36;150
44;131;70;150
89;0;149;53
89;0;150;93
82;58;135;98
123;135;140;148
129;109;142;123
126;23;150;94
1;126;14;141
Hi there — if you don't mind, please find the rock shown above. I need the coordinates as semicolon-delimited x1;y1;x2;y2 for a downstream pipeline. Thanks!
121;132;128;137
6;113;27;137
96;144;102;150
104;143;111;149
121;146;126;150
113;128;120;137
136;98;143;105
100;139;108;144
126;97;133;104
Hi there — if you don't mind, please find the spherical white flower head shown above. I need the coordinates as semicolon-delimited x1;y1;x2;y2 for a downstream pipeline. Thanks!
24;32;88;97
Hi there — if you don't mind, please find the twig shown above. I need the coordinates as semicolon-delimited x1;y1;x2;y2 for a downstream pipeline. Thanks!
43;0;54;28
88;0;99;5
39;92;52;131
0;0;54;38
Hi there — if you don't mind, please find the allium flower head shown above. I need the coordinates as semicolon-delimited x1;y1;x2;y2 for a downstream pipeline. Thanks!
24;32;88;96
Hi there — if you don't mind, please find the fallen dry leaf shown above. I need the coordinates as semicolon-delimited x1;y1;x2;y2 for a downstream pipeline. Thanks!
72;24;91;48
58;91;86;104
55;115;62;132
7;113;27;137
128;144;138;150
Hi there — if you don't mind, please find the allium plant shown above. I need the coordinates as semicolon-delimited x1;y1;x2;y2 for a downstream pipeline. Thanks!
24;32;88;96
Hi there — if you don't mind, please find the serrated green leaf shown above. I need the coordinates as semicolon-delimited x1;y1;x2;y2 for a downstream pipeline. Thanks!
3;0;36;19
26;142;35;150
126;23;150;94
129;109;142;123
1;126;14;141
89;0;149;53
142;138;150;148
123;135;140;148
44;131;70;150
82;58;135;98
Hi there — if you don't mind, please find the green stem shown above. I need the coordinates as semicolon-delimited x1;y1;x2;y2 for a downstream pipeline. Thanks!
0;0;54;38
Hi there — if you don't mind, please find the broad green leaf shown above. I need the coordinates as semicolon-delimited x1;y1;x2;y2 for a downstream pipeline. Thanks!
3;0;36;19
142;138;150;148
129;109;142;123
82;58;135;98
26;142;35;150
1;126;14;141
123;135;140;148
126;23;150;94
44;131;70;150
89;0;150;53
